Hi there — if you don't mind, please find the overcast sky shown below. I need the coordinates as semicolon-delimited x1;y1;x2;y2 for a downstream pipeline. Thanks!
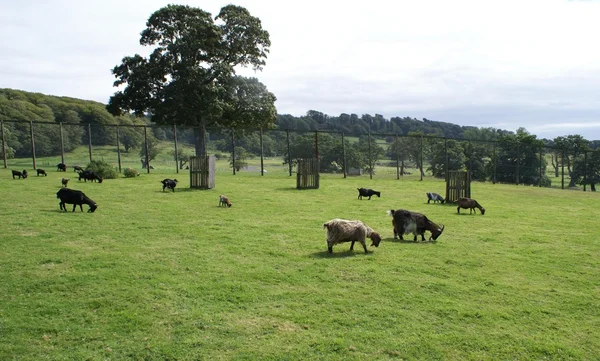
1;0;600;140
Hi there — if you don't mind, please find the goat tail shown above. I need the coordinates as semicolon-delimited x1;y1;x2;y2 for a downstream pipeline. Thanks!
387;210;395;216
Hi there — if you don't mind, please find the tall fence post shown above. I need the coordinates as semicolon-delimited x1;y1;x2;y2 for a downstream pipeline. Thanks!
539;147;543;187
516;142;520;185
420;135;424;181
445;137;449;184
493;142;497;184
395;135;400;180
260;128;264;176
584;150;588;192
59;122;65;165
116;125;122;173
1;120;7;168
314;131;319;160
144;125;150;174
342;132;347;178
561;148;565;189
173;124;179;174
286;130;292;176
231;130;236;175
30;120;37;169
87;123;93;162
368;132;373;179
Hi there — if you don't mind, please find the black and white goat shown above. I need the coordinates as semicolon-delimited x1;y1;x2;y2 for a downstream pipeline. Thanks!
426;192;445;204
161;179;178;192
56;188;98;213
357;188;381;200
388;209;444;242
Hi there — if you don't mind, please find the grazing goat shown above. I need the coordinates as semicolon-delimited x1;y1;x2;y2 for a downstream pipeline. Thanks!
57;163;67;172
36;168;47;176
323;218;382;253
73;165;84;173
456;197;486;215
388;209;445;242
56;188;98;213
161;178;178;192
78;170;103;183
357;187;381;200
219;194;232;207
426;192;445;204
12;170;28;179
61;178;70;187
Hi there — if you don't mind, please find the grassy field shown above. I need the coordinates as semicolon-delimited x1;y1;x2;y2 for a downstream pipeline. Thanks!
1;166;599;360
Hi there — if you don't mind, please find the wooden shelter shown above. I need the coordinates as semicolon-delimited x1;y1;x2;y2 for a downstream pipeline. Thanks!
446;170;471;202
189;155;215;189
296;158;319;189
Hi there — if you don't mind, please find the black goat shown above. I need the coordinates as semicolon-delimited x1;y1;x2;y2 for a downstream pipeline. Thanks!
161;179;178;192
78;170;103;183
426;192;445;204
36;168;47;176
56;188;98;213
57;163;67;172
12;170;28;179
357;187;381;200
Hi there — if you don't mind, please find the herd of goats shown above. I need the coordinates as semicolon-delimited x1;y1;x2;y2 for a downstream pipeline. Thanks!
323;188;486;254
10;165;486;254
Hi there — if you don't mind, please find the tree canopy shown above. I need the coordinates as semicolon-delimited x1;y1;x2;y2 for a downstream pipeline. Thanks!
107;4;276;155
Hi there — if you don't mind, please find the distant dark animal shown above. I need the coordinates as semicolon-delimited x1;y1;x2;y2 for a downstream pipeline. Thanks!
219;194;232;207
161;178;178;192
388;209;444;242
56;188;97;213
426;192;445;204
61;178;70;187
78;170;103;183
36;168;47;176
12;170;28;179
456;197;485;215
57;163;67;172
357;188;381;200
73;165;85;173
323;218;382;253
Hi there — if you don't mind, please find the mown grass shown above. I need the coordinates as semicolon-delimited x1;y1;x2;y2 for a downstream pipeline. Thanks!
1;166;599;360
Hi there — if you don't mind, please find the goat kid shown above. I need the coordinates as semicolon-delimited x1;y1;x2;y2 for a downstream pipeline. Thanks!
357;187;381;200
388;209;444;242
61;178;70;187
456;197;486;215
219;194;232;207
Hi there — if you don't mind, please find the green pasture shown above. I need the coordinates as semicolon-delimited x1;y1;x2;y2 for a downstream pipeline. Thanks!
1;166;599;360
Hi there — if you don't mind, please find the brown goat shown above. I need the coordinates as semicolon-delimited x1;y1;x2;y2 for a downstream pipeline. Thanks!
61;178;70;187
219;194;232;207
456;197;485;215
388;209;444;242
323;218;382;253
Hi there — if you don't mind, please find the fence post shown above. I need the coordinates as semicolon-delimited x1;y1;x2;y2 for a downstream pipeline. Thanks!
539;146;543;187
342;132;347;178
1;120;7;168
584;150;588;191
368;132;373;179
260;128;264;176
395;135;400;180
561;148;565;189
116;125;122;173
445;137;449;184
231;130;236;175
493;142;497;184
420;135;423;181
286;130;292;176
144;125;150;174
516;142;520;185
30;120;37;169
173;124;179;174
59;122;65;165
314;131;319;160
87;123;93;162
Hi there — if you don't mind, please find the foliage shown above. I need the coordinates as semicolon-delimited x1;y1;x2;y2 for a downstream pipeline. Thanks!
85;159;119;179
571;150;600;189
229;146;249;171
107;4;275;155
123;167;140;178
494;129;550;186
427;139;466;178
138;134;160;166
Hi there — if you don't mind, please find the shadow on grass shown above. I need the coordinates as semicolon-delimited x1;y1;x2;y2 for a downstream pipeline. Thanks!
384;237;438;245
308;250;373;258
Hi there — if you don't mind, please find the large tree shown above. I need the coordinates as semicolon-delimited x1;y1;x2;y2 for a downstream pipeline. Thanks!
107;4;275;155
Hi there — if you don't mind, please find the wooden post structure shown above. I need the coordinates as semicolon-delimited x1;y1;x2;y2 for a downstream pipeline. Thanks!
260;128;264;176
173;124;179;174
420;135;424;181
445;137;449;185
190;155;216;189
87;123;93;162
395;135;400;180
445;170;471;203
493;142;497;184
315;131;319;160
342;132;347;178
231;130;236;175
584;151;588;192
59;122;65;165
516;143;520;185
143;126;150;174
539;147;543;187
116;125;122;172
30;120;37;169
368;132;373;179
1;120;7;168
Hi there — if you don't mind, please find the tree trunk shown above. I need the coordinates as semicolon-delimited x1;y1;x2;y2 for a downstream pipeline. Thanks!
551;154;559;177
194;125;207;156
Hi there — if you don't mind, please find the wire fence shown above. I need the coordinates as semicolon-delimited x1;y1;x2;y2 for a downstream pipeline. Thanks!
1;119;599;191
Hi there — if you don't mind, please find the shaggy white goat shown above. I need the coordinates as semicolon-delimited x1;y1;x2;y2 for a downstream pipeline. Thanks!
322;218;382;254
